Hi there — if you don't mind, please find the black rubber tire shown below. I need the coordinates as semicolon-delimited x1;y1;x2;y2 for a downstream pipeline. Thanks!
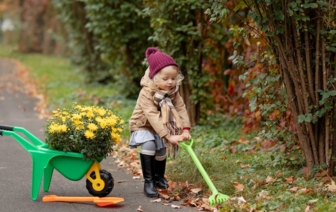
86;169;114;197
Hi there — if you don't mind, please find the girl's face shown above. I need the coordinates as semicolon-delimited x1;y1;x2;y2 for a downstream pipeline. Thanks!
154;66;179;91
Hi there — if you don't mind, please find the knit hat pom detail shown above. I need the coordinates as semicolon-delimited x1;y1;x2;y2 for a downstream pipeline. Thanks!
145;47;158;59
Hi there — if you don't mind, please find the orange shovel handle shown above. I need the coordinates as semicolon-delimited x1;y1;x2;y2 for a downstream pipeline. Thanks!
42;195;124;206
43;195;97;202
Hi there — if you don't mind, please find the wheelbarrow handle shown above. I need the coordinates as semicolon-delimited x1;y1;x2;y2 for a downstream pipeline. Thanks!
0;125;45;148
0;125;14;131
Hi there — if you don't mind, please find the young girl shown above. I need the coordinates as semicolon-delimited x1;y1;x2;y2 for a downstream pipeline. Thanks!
129;47;191;198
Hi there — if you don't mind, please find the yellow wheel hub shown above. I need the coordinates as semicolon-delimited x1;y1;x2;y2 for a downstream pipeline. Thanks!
85;161;105;191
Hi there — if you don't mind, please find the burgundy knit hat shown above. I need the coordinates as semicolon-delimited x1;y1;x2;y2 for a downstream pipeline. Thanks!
145;47;178;79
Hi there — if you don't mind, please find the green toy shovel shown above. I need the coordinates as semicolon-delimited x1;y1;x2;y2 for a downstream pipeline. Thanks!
180;139;229;206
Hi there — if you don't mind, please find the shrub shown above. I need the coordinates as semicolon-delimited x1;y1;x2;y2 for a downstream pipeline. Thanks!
45;104;124;160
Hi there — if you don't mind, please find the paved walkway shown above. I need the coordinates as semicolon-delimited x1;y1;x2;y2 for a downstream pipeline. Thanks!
0;59;199;212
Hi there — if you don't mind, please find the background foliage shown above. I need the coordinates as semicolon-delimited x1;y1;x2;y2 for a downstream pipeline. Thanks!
49;0;250;126
211;0;336;174
80;0;153;97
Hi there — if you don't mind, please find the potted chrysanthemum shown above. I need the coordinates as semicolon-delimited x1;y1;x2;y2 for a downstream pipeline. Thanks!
45;104;124;160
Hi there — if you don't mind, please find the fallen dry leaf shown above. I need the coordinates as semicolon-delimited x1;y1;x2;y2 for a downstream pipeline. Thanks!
240;163;251;168
172;193;181;201
191;188;202;194
265;176;276;184
230;196;246;205
257;190;270;200
232;182;244;192
300;188;314;194
171;204;181;209
305;205;311;212
150;198;161;203
288;186;299;192
158;190;170;199
285;176;294;184
238;136;249;144
308;199;318;204
137;206;143;212
315;169;331;183
325;180;336;192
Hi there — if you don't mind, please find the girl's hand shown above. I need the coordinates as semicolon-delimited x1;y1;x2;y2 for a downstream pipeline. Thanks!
164;135;184;145
181;130;191;140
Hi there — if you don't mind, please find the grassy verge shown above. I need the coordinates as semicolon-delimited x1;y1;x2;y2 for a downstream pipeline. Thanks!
1;44;335;211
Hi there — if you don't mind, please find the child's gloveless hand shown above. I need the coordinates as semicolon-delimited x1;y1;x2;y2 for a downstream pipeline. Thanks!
181;130;191;140
165;135;184;145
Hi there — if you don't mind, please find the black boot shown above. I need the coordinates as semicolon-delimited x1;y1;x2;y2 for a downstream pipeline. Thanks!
154;158;169;189
140;154;158;197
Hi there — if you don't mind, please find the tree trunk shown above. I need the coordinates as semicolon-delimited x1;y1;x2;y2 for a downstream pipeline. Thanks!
18;0;48;53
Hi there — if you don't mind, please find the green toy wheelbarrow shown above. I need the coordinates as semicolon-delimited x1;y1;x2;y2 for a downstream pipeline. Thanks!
0;125;114;200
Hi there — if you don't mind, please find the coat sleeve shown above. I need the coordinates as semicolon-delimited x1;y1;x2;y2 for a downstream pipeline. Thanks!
173;92;191;128
138;90;168;138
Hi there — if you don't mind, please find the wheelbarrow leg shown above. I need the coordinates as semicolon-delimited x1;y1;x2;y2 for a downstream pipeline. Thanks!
30;152;51;200
43;163;54;192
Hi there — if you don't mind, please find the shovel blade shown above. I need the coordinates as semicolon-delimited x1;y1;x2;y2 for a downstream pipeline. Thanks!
94;197;125;207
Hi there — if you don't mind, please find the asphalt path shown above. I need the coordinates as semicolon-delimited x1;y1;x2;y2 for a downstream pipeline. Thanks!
0;59;198;212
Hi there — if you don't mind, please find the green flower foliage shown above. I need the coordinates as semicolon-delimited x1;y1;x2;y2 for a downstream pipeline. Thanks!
45;104;124;160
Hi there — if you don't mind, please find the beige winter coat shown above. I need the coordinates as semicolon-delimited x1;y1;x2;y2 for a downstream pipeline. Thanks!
129;69;190;138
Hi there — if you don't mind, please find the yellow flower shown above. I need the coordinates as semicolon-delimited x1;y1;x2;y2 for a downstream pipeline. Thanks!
48;123;58;133
106;118;116;126
61;117;66;122
86;110;94;118
72;114;81;120
119;119;125;125
58;124;67;132
99;119;108;129
97;108;106;116
75;125;84;130
87;123;98;131
72;119;82;126
84;130;95;139
95;117;103;123
111;132;120;144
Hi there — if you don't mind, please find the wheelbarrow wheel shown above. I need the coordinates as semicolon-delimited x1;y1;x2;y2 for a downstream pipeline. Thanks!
86;169;114;197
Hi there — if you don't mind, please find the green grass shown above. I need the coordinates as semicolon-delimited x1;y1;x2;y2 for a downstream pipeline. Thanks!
1;43;336;211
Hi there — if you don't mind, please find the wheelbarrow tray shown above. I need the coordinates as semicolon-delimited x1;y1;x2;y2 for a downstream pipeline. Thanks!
0;125;101;200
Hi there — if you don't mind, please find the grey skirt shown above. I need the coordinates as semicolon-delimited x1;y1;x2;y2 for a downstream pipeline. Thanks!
129;130;166;150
